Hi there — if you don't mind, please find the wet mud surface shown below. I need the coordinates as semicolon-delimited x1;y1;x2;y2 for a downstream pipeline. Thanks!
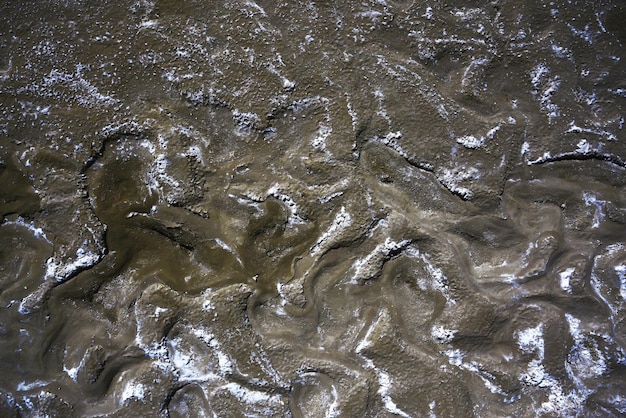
1;0;625;416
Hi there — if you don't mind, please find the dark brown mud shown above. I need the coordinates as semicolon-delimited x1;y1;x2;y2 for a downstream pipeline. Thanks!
1;0;625;416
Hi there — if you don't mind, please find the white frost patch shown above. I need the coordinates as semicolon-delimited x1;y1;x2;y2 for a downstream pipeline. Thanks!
456;135;484;149
121;381;146;404
429;401;437;418
139;19;159;29
444;349;464;367
567;122;618;142
63;347;84;383
431;325;457;344
374;89;392;126
242;0;267;17
192;328;234;376
249;348;287;388
274;283;289;317
559;267;575;293
576;139;591;154
201;295;215;312
19;100;51;120
327;384;340;418
154;307;168;317
376;370;411;418
357;315;412;418
530;64;561;122
311;206;352;255
155;154;175;184
42;247;102;283
18;245;102;315
606;242;625;256
232;109;260;136
266;59;295;92
139;138;157;154
16;380;48;391
63;363;80;382
616;264;626;301
312;124;332;152
38;67;118;107
590;271;617;317
436;165;481;200
461;57;490;87
228;193;263;211
218;382;284;407
609;88;626;97
376;131;407;158
567;23;594;44
355;10;383;23
214;238;243;266
443;349;505;395
168;336;217;382
355;309;381;354
521;141;530;156
3;217;50;243
140;142;187;202
517;324;544;355
515;323;587;415
530;64;549;89
318;191;344;204
282;77;296;90
345;94;358;132
292;96;335;159
516;324;550;387
456;124;502;149
135;339;169;370
351;238;412;283
551;44;572;59
407;247;455;305
607;394;626;414
565;313;607;381
288;95;329;113
267;184;306;225
582;192;605;228
456;122;506;149
182;145;206;166
520;361;548;386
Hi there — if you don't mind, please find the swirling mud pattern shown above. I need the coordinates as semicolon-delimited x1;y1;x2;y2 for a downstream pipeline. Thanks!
1;0;625;416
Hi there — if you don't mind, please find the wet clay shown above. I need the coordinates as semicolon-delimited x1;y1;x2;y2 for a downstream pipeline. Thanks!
1;0;625;416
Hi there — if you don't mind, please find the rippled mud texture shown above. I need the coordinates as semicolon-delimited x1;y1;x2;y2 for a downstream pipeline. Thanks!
1;0;626;416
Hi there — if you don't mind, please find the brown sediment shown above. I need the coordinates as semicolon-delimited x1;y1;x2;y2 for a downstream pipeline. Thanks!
1;0;625;416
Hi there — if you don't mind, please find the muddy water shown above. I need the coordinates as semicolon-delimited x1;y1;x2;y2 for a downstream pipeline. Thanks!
1;0;625;416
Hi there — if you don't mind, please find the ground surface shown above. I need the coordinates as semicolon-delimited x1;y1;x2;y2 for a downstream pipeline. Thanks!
1;0;625;416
